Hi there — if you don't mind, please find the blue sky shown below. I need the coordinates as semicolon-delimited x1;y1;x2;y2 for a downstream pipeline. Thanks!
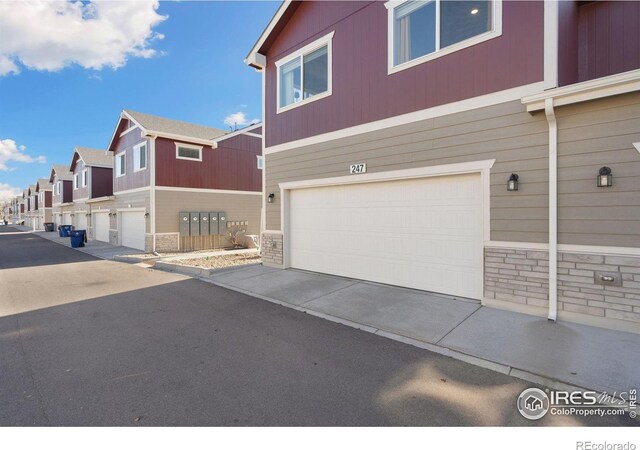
0;1;278;200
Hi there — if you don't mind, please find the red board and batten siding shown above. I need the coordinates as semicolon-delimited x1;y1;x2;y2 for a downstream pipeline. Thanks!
91;167;114;198
44;191;52;208
577;1;640;83
263;0;544;148
154;134;261;191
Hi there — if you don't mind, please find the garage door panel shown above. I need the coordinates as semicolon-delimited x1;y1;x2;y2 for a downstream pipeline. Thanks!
289;173;483;299
94;212;109;243
121;211;145;251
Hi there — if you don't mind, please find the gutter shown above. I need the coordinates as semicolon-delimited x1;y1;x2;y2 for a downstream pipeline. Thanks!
544;98;558;322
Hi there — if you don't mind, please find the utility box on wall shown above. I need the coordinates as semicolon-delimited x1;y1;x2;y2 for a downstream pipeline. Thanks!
209;212;219;235
189;212;200;236
218;211;227;233
199;212;210;236
179;212;190;236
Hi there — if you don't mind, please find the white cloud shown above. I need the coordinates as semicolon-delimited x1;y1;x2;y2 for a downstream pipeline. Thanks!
0;139;46;171
0;1;167;76
0;183;22;203
223;111;260;128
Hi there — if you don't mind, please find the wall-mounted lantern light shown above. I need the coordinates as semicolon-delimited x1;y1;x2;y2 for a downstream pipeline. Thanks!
597;166;612;187
144;212;150;218
507;173;519;191
267;193;275;203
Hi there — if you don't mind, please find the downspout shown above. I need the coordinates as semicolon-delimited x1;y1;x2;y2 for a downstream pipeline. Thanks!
150;135;157;253
544;98;558;321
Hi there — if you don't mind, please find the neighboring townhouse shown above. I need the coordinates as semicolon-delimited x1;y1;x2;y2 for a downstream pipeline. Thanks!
10;196;23;224
105;110;262;252
26;185;37;230
35;178;53;229
21;189;30;227
69;147;114;233
49;164;74;228
246;1;640;333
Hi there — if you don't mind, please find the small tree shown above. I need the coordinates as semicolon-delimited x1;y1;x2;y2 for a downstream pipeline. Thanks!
226;224;247;249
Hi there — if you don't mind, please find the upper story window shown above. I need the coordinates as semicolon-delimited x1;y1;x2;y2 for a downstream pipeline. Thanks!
134;142;147;171
74;173;79;190
57;181;62;196
276;31;334;113
256;155;264;170
387;0;501;74
82;169;87;187
176;143;202;161
116;153;126;177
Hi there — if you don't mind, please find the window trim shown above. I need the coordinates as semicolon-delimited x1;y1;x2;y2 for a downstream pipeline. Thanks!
275;31;334;114
133;142;148;172
256;155;264;170
82;169;87;187
175;143;203;162
386;0;502;75
74;173;79;190
115;152;126;178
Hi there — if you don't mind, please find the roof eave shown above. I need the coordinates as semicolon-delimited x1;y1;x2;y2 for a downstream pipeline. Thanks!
245;1;292;69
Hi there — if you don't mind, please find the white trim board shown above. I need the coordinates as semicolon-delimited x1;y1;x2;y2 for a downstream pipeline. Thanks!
523;68;640;111
154;186;262;196
543;0;559;90
214;122;263;143
265;82;545;155
113;186;150;195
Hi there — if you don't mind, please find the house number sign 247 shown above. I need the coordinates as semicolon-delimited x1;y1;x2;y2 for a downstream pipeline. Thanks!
349;163;367;174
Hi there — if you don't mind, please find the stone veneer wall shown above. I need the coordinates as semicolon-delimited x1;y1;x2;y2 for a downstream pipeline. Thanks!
261;232;283;267
154;234;179;252
485;247;640;327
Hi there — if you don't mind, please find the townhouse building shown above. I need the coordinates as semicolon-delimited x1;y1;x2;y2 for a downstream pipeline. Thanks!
246;0;640;333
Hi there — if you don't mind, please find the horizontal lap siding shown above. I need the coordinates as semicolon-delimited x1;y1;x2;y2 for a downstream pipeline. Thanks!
557;92;640;247
266;100;549;243
154;190;261;235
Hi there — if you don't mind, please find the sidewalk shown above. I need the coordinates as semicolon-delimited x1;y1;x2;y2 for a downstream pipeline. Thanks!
195;264;639;396
16;226;146;261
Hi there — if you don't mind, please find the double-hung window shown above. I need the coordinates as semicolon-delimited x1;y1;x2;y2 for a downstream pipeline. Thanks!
388;0;501;73
276;31;334;113
256;155;264;170
116;153;126;177
57;181;62;197
134;142;147;171
82;169;87;187
74;173;79;189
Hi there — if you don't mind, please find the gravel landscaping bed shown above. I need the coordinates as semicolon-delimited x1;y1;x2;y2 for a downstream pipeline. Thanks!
178;253;262;269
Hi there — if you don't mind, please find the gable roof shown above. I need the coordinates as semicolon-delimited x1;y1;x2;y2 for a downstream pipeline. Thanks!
107;110;227;152
36;178;52;191
71;147;113;171
28;184;37;195
214;122;263;143
245;1;297;69
50;164;73;183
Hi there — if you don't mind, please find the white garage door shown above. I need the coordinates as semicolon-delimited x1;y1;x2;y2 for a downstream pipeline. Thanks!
289;173;483;299
93;212;110;243
120;211;146;250
75;212;87;230
63;212;72;226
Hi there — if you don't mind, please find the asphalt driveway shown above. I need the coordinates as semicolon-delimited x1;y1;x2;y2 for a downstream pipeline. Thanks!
0;226;634;426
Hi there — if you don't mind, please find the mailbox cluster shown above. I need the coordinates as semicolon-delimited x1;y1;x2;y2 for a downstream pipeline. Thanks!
179;212;227;236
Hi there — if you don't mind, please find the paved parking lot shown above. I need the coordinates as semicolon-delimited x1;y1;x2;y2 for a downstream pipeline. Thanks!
0;226;635;426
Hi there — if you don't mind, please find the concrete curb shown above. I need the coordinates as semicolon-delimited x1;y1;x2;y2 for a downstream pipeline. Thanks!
192;273;610;396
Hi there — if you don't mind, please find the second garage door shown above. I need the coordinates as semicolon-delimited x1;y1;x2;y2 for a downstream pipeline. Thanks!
75;212;87;231
62;212;72;226
120;211;146;250
288;173;483;299
93;211;110;243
